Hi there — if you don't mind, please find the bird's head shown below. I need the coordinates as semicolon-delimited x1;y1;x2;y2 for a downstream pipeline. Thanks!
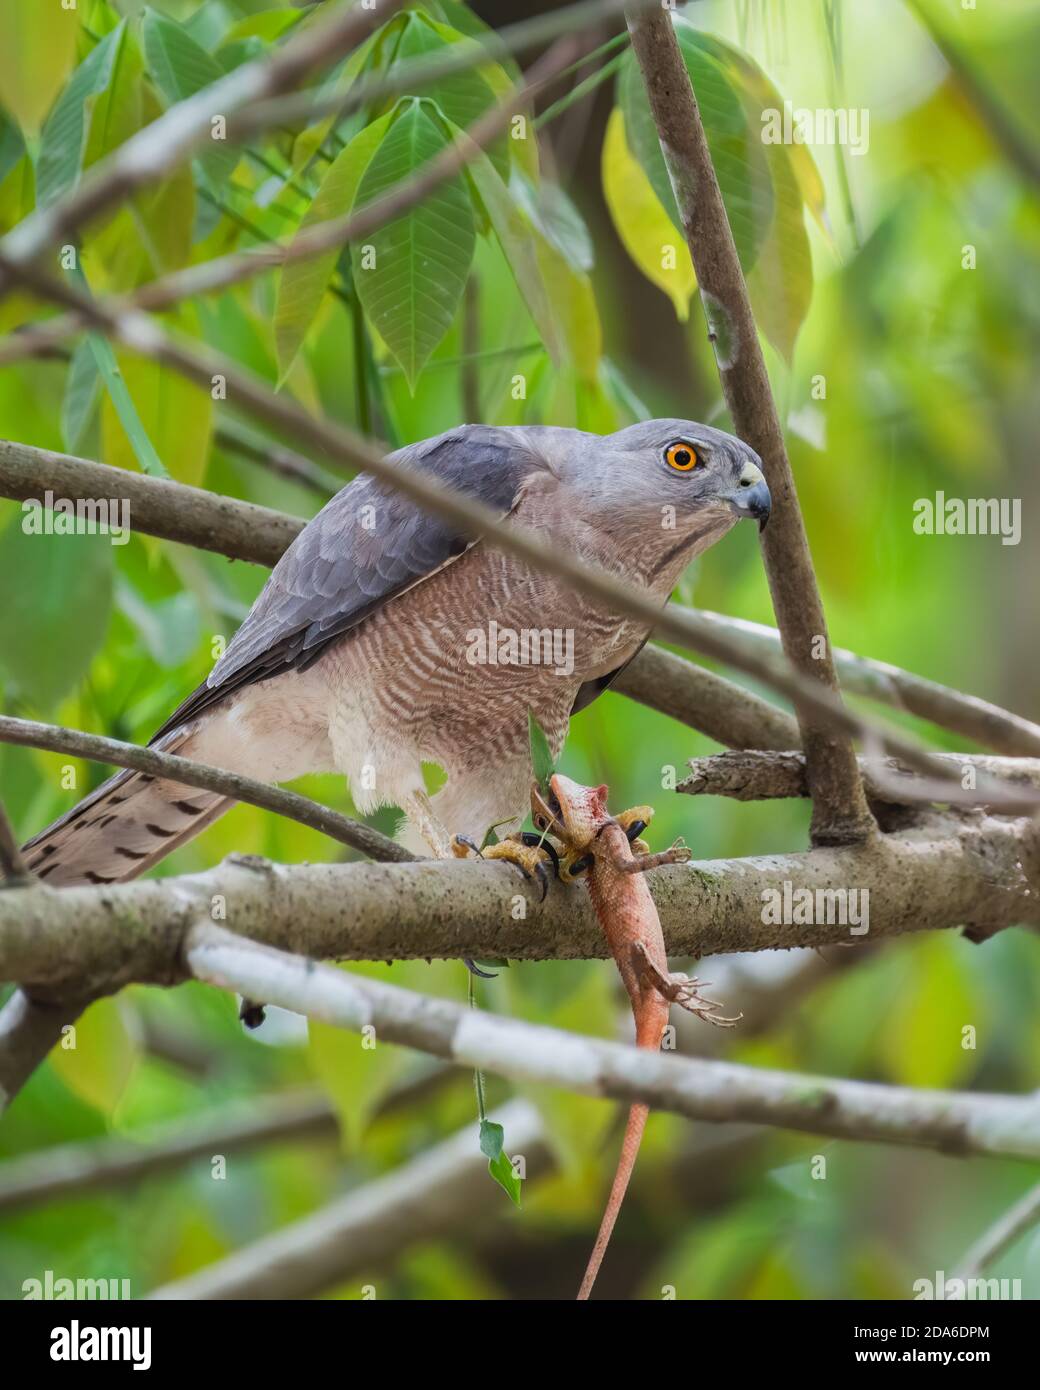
549;418;771;534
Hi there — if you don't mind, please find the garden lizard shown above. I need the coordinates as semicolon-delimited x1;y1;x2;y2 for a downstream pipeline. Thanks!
531;772;740;1300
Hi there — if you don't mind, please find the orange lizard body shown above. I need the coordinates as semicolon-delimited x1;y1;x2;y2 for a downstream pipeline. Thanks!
532;773;738;1300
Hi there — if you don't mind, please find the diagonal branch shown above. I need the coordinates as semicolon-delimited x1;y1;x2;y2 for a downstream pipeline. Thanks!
0;0;400;286
625;6;873;847
0;715;412;866
185;924;1040;1161
0;278;1004;801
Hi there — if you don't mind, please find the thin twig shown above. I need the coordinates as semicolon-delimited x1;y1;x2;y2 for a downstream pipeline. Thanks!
0;799;31;882
0;0;403;284
0;714;413;866
950;1180;1040;1287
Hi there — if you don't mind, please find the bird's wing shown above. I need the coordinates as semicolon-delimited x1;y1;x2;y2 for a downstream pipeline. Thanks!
153;426;542;739
570;636;649;715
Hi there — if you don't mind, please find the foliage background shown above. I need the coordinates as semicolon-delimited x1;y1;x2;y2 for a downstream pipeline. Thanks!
1;0;1039;1299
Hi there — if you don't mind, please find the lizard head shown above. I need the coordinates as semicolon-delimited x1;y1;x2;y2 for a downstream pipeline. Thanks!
531;773;610;853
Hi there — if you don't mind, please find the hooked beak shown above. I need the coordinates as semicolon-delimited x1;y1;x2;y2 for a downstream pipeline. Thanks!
725;461;772;532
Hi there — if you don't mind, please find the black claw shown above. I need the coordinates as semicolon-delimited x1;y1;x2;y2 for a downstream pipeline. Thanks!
464;958;498;978
534;858;549;902
519;831;560;879
625;820;648;843
239;999;266;1029
567;852;594;877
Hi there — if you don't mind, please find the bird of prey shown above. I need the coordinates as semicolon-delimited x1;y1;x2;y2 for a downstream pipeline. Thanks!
22;420;770;886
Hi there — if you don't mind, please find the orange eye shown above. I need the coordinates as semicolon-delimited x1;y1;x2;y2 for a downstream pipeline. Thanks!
665;442;699;472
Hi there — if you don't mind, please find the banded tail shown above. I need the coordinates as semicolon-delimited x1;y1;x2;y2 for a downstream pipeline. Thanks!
20;730;232;888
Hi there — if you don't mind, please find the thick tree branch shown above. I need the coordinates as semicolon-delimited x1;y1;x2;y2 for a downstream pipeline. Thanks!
0;715;412;866
625;6;873;846
2;813;1036;1003
613;644;801;750
184;925;1040;1161
0;990;88;1113
0;437;301;566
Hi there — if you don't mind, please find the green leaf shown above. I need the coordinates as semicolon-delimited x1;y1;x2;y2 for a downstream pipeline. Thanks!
36;22;128;210
141;7;238;185
0;109;25;186
69;262;168;478
99;307;212;487
351;99;476;389
0;517;113;709
0;0;79;134
61;338;101;455
275;109;395;381
618;23;774;273
528;710;555;793
480;1119;523;1206
388;12;511;179
48;998;136;1117
463;144;561;363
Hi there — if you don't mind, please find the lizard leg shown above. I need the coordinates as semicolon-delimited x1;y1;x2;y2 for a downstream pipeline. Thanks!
633;942;743;1027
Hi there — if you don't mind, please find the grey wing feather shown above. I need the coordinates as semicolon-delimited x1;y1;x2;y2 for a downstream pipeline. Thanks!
152;426;541;739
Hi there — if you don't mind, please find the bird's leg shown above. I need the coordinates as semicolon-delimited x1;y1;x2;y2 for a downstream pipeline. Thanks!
402;789;455;859
452;829;557;902
632;942;742;1028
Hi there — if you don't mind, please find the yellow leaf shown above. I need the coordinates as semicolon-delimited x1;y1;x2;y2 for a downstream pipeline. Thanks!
0;0;79;134
602;108;695;322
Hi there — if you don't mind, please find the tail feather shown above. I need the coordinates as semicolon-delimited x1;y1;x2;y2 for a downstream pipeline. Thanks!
20;744;232;888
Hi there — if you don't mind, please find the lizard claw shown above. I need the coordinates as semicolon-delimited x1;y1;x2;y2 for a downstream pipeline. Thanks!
633;943;742;1027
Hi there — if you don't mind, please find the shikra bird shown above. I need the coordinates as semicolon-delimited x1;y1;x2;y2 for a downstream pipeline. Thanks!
21;420;770;886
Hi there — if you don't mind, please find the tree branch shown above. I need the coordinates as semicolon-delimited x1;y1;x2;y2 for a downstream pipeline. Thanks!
625;6;873;846
690;609;1040;758
183;924;1040;1161
2;813;1036;1003
0;715;411;867
680;750;1040;813
951;1180;1040;1287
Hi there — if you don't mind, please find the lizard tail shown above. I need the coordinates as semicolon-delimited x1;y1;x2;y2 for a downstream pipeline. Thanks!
577;1101;649;1301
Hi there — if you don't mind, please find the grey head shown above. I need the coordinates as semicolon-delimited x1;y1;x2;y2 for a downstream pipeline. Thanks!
527;417;771;532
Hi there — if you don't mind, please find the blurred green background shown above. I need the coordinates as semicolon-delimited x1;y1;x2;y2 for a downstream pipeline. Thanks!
1;0;1038;1299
